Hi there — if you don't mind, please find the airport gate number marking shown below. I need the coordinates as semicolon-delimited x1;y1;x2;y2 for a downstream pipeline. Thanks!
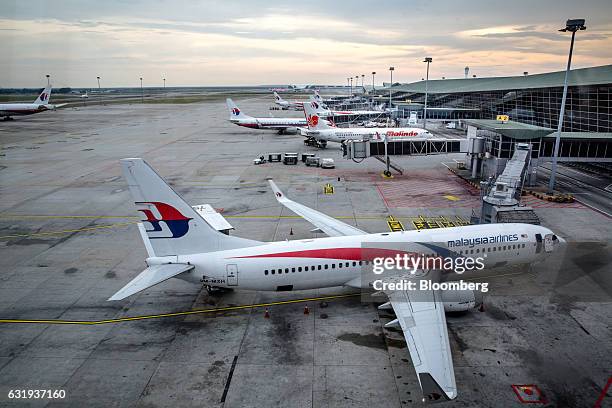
511;384;547;404
386;215;404;232
411;215;470;231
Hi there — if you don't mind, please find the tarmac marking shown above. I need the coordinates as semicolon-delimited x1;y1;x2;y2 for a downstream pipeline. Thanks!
0;293;361;325
0;221;138;239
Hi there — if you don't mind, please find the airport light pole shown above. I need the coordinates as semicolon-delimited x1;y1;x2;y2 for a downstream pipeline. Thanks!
548;19;586;193
361;74;365;89
350;77;353;96
372;71;376;91
163;78;166;90
388;66;394;110
140;77;143;103
355;75;359;93
96;76;101;105
46;74;50;87
423;57;432;130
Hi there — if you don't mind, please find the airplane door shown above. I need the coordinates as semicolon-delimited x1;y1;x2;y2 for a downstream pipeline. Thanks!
226;264;238;286
544;234;554;253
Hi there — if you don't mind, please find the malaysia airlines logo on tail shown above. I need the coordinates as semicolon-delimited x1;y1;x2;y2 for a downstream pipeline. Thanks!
136;202;192;239
311;101;319;110
40;93;48;102
231;107;240;115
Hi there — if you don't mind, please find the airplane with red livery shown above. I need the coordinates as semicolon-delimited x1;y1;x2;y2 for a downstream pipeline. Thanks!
109;157;563;402
300;101;432;145
227;98;315;134
0;86;67;120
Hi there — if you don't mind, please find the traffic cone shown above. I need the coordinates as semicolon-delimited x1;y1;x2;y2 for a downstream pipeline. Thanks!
289;228;293;236
304;305;309;315
264;308;270;318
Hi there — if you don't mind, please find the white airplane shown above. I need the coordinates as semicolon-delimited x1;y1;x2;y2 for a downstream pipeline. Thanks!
0;86;66;120
301;101;432;145
273;91;304;110
308;96;387;117
226;98;307;134
80;91;89;99
109;157;562;402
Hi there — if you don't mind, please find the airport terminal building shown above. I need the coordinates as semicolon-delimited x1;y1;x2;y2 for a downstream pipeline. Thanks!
373;65;612;187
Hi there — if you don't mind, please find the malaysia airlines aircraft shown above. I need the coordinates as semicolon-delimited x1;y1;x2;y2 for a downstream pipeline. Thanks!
302;101;431;145
0;86;66;120
226;98;307;133
109;158;562;402
308;96;386;117
273;91;304;110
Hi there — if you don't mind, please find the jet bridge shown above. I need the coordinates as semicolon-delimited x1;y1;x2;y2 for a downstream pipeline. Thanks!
474;143;539;224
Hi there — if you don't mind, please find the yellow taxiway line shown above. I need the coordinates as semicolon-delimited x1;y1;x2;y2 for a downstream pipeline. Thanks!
0;293;361;325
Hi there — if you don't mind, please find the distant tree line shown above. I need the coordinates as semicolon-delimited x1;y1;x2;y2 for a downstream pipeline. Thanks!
0;88;73;94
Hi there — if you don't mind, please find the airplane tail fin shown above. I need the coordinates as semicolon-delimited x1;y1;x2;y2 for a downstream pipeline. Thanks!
313;90;323;103
34;86;52;105
274;91;284;102
121;158;260;257
308;96;331;116
226;98;252;120
303;100;335;130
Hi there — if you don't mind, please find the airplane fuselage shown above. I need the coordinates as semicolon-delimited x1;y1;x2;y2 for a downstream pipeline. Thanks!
163;223;555;291
230;117;307;130
0;103;50;117
313;126;432;143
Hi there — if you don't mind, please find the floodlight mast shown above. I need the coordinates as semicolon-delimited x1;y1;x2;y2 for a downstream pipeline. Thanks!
548;19;586;193
423;57;432;130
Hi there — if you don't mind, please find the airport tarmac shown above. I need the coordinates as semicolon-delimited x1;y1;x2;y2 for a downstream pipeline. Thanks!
0;97;611;407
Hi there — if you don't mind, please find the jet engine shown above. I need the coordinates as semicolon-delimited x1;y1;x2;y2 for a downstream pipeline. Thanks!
441;289;481;312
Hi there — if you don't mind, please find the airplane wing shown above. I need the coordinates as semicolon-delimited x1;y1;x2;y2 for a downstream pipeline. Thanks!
387;288;457;402
268;179;365;237
108;263;194;301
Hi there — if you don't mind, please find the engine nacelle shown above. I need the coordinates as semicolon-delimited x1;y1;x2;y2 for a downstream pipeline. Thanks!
285;127;298;134
441;289;479;312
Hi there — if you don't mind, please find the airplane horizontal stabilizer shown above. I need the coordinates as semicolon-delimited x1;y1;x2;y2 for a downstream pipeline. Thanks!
108;263;194;301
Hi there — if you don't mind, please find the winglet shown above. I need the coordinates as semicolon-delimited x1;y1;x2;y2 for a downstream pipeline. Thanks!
267;179;289;203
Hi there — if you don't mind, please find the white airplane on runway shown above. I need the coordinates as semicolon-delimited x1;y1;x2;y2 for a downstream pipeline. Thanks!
0;86;67;120
301;101;431;145
273;91;304;110
226;98;307;134
109;157;562;402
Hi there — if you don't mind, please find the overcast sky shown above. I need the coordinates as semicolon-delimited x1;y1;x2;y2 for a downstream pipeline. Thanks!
1;0;611;87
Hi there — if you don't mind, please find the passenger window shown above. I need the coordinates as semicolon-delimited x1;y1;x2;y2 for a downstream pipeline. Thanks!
324;264;328;269
345;262;349;267
292;267;295;273
352;261;357;267
271;270;275;274
298;267;302;272
264;270;268;275
318;265;322;270
332;264;335;269
285;268;289;273
476;248;480;253
359;261;363;266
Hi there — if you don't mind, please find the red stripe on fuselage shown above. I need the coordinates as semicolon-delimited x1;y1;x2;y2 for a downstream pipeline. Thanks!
230;247;417;260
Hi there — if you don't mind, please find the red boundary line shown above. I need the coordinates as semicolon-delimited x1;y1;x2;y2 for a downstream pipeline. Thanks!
594;376;612;408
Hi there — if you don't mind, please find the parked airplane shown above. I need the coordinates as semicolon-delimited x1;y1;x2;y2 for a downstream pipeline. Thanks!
308;96;386;117
109;158;562;402
80;91;89;99
301;101;431;146
273;91;304;110
0;86;66;120
226;98;307;133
